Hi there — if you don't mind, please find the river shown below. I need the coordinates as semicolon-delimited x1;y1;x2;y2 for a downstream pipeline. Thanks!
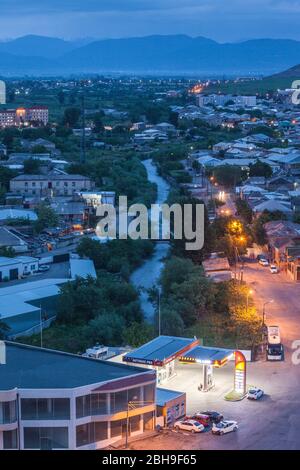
130;159;170;322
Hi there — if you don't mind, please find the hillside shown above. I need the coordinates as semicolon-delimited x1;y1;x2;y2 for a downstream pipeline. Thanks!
207;63;300;95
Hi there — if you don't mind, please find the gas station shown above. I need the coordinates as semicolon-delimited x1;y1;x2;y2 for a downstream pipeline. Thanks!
123;335;247;397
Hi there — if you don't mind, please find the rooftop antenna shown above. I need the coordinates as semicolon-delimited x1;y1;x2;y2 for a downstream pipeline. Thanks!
80;92;86;164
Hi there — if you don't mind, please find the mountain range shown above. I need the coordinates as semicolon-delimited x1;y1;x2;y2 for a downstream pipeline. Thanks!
1;35;300;76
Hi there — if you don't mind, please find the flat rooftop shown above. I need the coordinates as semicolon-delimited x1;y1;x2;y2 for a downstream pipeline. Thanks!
70;259;97;279
203;257;230;272
123;335;199;366
0;278;67;320
156;387;186;406
179;345;233;366
0;342;152;391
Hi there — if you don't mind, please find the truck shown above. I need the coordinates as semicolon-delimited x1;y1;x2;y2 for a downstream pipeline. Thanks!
266;326;284;361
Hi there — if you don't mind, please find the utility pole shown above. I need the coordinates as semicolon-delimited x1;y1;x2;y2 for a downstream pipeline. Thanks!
80;92;86;164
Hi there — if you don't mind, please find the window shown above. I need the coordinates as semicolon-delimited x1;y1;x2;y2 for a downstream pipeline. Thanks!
3;430;18;449
111;390;127;414
0;401;17;424
76;395;91;418
91;393;108;415
24;427;68;449
144;383;155;403
21;398;70;420
130;415;141;433
110;420;123;439
76;422;108;447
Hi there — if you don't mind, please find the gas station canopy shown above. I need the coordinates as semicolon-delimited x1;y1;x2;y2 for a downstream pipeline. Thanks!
123;335;199;367
179;346;234;367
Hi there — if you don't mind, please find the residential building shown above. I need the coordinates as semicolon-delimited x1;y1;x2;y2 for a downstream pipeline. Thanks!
0;342;156;450
0;255;39;282
0;227;29;253
0;106;48;127
253;199;293;216
203;255;232;282
10;174;93;197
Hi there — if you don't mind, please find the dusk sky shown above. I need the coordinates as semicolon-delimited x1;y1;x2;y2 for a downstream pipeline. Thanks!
1;0;300;42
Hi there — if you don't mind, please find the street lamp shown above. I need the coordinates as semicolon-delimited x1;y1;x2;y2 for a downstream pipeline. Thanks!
158;286;162;337
262;300;273;326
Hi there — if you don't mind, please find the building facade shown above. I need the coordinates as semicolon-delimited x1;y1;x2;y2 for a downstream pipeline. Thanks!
0;342;156;450
0;106;48;127
10;174;94;197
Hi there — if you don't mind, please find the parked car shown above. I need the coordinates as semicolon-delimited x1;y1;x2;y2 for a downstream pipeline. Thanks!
200;411;223;423
38;265;50;273
174;419;205;433
259;258;269;266
212;420;238;435
247;387;264;400
185;413;210;427
270;265;278;274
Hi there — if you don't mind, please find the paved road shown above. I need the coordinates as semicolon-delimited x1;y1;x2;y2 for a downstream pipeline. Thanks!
131;261;300;450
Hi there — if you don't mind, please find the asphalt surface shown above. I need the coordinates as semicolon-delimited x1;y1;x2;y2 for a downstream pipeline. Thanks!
130;262;300;450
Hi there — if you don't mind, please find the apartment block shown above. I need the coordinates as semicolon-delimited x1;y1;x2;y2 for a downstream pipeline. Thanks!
10;174;94;197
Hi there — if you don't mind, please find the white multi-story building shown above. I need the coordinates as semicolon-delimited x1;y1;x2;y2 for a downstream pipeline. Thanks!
0;106;49;127
10;174;94;197
0;342;156;450
197;94;256;108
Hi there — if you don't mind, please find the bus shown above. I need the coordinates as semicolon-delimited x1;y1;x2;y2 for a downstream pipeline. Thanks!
266;326;284;361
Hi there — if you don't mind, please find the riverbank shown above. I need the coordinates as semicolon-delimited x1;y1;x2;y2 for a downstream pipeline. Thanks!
130;159;170;321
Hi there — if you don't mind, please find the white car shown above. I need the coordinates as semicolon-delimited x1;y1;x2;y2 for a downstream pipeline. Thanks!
259;259;269;266
212;420;238;435
174;419;205;433
270;265;278;274
247;387;264;400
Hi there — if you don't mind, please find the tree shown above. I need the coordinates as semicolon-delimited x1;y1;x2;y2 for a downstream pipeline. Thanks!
235;198;253;224
0;246;15;258
57;90;65;105
0;320;10;340
160;308;185;336
0;167;17;191
85;313;126;346
63;107;81;127
123;322;155;347
93;112;104;133
31;145;48;154
168;111;179;128
57;277;105;324
24;158;41;174
213;165;243;187
249;159;272;178
252;219;267;246
34;203;59;233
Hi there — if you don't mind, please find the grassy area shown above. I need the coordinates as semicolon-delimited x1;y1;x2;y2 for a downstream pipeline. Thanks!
207;76;298;95
224;390;246;401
